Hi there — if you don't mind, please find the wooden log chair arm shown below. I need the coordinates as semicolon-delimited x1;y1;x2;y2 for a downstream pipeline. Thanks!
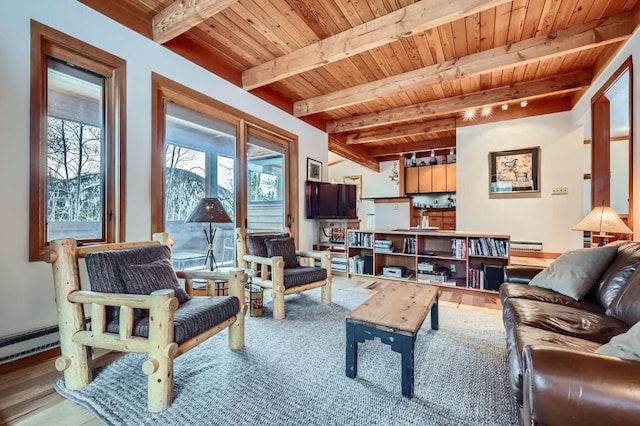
46;234;247;413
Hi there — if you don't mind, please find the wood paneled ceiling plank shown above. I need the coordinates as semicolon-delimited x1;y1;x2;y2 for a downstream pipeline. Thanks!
505;0;528;44
186;23;265;67
327;69;592;133
346;117;456;145
152;0;238;44
216;9;290;60
293;10;636;117
242;0;512;90
368;137;457;157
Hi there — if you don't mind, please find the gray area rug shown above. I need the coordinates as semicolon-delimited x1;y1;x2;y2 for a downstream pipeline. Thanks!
54;288;518;425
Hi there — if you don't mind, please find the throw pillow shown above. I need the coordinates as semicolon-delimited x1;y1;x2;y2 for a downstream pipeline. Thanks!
596;321;640;360
265;237;299;268
529;246;617;300
246;233;289;258
120;258;191;304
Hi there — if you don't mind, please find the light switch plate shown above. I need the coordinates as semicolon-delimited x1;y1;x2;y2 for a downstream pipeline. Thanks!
551;186;568;195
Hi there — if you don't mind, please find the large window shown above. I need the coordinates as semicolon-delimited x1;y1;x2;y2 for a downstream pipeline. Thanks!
151;74;299;269
163;103;237;269
29;21;126;261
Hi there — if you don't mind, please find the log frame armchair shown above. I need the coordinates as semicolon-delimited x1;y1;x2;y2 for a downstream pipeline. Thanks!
235;227;332;319
45;232;247;412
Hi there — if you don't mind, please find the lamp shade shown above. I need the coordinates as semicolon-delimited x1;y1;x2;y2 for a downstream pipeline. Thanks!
185;198;232;224
572;205;632;235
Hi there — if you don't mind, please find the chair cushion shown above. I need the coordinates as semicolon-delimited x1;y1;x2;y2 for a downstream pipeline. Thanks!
246;233;289;257
265;237;298;268
283;266;327;289
119;258;190;304
528;246;617;300
86;244;172;321
590;241;640;309
106;296;239;344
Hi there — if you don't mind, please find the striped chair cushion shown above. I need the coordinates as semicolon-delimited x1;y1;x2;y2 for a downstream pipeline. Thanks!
105;296;239;344
265;237;299;268
86;244;173;321
246;233;289;258
119;258;191;304
283;266;327;289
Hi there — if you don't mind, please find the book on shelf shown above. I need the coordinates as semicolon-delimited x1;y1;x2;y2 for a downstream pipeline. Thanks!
348;255;365;274
350;231;373;248
402;236;416;254
374;239;394;253
469;237;508;257
451;238;467;259
468;267;485;289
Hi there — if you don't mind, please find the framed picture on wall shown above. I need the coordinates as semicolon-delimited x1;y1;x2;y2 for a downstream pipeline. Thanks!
307;157;322;182
489;147;540;194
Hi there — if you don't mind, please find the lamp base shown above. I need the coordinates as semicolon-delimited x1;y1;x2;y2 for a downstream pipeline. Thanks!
592;233;613;247
203;223;219;271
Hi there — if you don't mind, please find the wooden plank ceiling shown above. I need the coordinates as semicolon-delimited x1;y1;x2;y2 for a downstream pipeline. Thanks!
81;0;640;171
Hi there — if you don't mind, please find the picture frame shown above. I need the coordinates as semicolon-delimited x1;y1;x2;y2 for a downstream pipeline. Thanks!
489;147;540;194
307;157;322;182
343;175;362;201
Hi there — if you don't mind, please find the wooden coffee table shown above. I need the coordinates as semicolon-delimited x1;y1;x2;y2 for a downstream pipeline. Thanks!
345;282;440;397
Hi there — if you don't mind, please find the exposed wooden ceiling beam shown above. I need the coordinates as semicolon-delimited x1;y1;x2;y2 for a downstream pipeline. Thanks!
242;0;512;90
368;137;457;157
346;118;456;145
153;0;238;44
294;11;635;117
328;69;592;133
328;135;379;172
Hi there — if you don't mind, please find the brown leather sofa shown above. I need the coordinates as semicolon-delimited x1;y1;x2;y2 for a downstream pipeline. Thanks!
500;241;640;425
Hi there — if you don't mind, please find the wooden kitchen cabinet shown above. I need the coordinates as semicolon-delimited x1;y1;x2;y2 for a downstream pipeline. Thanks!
445;163;456;192
431;164;446;192
418;166;433;193
405;166;419;194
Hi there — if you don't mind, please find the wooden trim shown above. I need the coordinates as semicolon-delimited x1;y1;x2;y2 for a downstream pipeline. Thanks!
29;21;126;261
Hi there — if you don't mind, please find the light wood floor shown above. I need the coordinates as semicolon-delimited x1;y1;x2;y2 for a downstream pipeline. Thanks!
0;277;501;426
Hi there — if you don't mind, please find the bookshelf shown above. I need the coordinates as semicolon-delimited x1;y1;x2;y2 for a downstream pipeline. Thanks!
316;219;361;273
346;229;510;292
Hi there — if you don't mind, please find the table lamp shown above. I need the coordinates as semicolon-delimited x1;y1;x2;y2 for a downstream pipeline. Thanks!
572;202;632;246
186;197;232;270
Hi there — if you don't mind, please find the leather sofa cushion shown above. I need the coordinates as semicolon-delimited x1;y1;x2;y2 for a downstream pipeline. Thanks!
506;325;601;405
590;241;640;309
503;298;629;344
606;266;640;325
499;283;603;314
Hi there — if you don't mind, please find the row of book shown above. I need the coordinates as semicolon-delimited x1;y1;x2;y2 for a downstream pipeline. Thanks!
349;232;373;248
468;267;485;289
451;238;467;259
348;255;366;274
374;239;394;253
402;237;417;254
469;238;509;257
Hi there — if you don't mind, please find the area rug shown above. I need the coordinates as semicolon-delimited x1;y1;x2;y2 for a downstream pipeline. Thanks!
54;288;518;425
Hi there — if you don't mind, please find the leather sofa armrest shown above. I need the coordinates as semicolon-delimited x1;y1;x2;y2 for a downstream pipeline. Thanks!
503;265;544;284
523;345;640;426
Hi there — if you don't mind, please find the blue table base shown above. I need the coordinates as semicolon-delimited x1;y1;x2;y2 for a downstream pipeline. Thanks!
345;301;439;397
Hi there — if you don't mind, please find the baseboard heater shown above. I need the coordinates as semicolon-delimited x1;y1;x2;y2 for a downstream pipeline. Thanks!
0;325;61;364
510;240;543;253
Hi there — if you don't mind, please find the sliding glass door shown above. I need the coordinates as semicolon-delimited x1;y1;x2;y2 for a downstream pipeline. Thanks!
164;103;236;269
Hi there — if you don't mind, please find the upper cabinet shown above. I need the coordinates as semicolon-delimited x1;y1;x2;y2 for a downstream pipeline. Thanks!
405;162;456;194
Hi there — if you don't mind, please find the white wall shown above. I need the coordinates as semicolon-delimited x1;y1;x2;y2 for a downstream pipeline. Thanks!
0;1;327;339
456;112;584;253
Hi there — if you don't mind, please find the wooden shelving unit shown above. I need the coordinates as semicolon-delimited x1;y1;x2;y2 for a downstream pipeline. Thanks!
317;219;361;274
347;229;510;292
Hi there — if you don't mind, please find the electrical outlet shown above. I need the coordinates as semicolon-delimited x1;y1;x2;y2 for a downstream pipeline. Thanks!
551;186;568;195
393;203;398;210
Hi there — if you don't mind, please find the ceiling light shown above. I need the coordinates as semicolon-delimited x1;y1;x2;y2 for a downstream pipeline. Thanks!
430;149;435;157
520;99;528;107
501;103;509;111
462;108;476;121
481;106;492;117
411;152;416;161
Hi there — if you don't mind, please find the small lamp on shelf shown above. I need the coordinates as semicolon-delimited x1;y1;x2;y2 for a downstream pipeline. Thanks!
572;202;632;246
186;197;232;270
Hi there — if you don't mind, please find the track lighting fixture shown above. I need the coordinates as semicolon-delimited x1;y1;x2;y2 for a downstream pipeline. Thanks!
520;99;528;107
501;103;509;111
